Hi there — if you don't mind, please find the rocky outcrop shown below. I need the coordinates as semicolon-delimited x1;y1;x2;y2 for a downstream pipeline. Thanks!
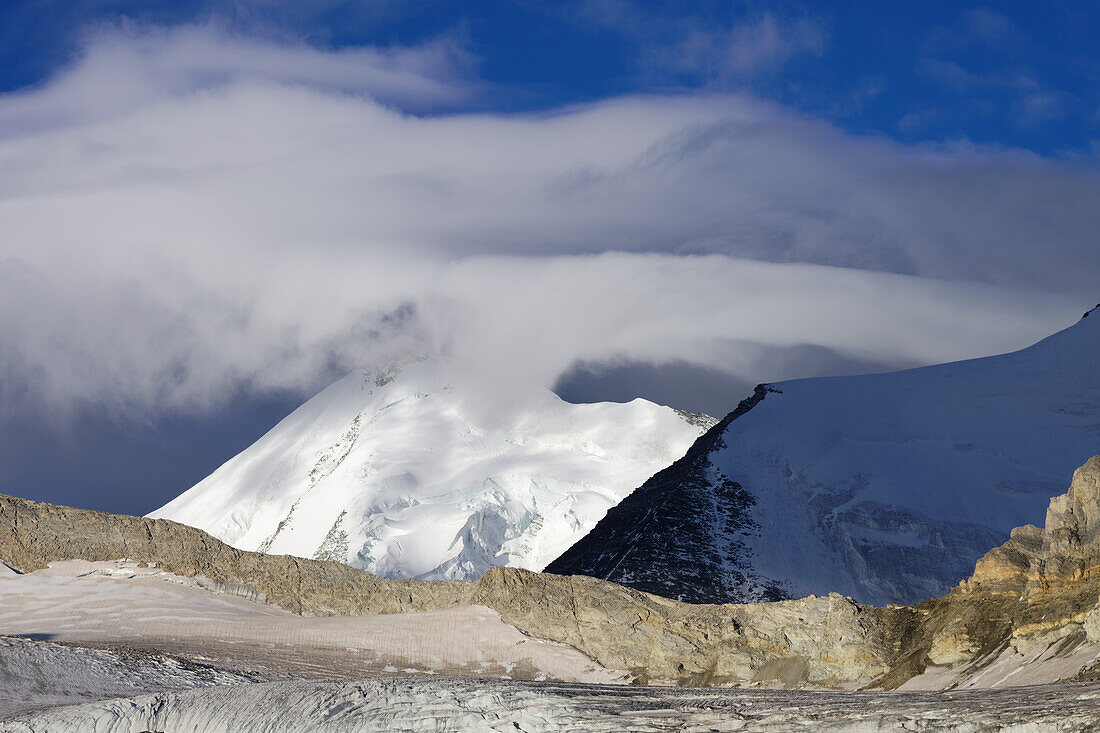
0;490;900;686
873;456;1100;688
471;571;903;686
965;456;1100;591
4;455;1100;689
0;492;468;616
1042;455;1100;577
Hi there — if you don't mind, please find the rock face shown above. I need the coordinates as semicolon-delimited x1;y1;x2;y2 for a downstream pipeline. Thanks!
967;457;1100;594
0;491;900;687
4;455;1100;690
874;456;1100;689
551;309;1100;605
1043;455;1100;577
147;357;710;581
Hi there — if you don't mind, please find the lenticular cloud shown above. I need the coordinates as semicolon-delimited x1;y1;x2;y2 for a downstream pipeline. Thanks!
0;25;1094;419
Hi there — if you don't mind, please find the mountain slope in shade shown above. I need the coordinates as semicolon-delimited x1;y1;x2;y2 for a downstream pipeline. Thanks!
548;306;1100;606
149;358;712;580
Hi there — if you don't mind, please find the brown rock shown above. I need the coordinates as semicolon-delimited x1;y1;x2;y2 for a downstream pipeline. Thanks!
5;454;1100;690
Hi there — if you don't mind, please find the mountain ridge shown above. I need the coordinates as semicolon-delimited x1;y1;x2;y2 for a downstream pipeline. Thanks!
4;455;1100;689
550;308;1100;605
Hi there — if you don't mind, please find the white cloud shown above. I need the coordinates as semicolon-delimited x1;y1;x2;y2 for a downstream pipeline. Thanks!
0;25;1095;419
0;23;473;138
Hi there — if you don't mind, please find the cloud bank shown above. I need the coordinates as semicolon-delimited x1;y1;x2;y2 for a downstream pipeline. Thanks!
1;25;1096;422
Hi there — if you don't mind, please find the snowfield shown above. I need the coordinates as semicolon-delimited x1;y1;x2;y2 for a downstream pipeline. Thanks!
0;560;624;686
150;358;710;579
726;307;1100;604
550;307;1100;606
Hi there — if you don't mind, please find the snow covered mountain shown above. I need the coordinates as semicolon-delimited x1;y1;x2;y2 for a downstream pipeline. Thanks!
548;305;1100;606
149;358;712;580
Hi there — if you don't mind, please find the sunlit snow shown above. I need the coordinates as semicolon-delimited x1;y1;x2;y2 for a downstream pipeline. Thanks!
149;357;710;579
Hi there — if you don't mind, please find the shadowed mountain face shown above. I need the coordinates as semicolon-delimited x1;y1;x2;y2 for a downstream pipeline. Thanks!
549;307;1100;606
545;385;787;604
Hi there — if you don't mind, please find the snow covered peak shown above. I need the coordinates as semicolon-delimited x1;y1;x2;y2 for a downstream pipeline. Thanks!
550;308;1100;605
149;357;711;580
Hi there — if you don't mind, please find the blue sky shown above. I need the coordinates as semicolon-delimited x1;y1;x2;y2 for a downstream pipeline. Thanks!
0;1;1097;514
3;1;1099;153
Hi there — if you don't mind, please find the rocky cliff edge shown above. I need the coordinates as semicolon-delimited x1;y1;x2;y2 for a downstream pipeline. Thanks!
4;455;1100;690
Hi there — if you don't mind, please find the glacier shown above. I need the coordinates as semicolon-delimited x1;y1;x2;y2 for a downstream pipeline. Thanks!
149;357;711;580
549;306;1100;605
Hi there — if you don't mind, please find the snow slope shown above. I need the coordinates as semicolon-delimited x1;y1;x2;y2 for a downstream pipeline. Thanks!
0;560;626;686
149;358;711;580
550;307;1100;605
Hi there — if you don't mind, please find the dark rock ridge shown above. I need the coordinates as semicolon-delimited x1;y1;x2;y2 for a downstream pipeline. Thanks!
545;384;786;603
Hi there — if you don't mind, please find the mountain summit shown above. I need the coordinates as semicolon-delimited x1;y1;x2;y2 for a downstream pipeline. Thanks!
149;357;711;580
548;309;1100;606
